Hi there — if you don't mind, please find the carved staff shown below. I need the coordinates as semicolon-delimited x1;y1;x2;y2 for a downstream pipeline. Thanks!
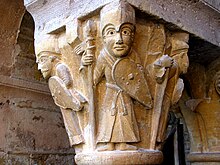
85;20;96;151
150;67;170;150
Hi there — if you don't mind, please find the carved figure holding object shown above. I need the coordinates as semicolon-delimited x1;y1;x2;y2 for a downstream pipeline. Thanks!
153;54;174;84
35;35;86;146
36;50;86;111
152;32;189;148
81;1;152;151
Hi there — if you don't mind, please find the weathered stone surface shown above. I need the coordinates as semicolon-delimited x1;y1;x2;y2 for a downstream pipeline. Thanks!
180;55;220;164
0;151;75;165
187;152;220;163
0;85;75;163
202;0;220;12
0;0;25;76
11;11;43;83
128;0;220;47
0;85;70;150
0;1;77;164
75;150;163;165
25;0;220;47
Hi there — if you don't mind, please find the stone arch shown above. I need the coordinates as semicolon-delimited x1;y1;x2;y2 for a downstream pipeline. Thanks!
0;0;25;76
0;1;74;164
11;10;43;82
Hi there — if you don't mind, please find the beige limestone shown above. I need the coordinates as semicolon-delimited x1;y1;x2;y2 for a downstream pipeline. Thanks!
0;0;216;164
33;1;189;164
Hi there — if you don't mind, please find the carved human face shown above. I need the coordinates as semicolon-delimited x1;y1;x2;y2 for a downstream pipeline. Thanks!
36;52;53;79
102;23;134;57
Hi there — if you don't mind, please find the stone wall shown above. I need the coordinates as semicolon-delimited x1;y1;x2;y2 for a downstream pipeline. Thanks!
0;0;75;164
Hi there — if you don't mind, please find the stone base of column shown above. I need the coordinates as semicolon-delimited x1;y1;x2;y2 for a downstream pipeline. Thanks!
187;152;220;164
75;149;163;165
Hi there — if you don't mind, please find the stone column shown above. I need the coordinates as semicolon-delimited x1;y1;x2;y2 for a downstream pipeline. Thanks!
25;0;220;164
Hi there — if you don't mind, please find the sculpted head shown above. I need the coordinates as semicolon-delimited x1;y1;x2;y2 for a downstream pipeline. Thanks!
100;1;135;57
171;32;189;74
36;52;61;79
35;35;61;79
102;23;135;57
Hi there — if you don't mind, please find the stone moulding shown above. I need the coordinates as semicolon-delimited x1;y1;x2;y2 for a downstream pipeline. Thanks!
187;153;220;162
0;75;50;95
75;150;163;165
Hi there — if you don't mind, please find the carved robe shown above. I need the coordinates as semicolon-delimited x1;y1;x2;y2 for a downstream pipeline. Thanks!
95;49;141;143
48;63;84;146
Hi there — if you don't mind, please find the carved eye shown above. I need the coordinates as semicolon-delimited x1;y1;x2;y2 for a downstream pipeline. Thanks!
105;29;116;36
40;57;48;63
121;28;132;36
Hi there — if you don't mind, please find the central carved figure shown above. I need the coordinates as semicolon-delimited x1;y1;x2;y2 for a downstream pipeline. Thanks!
95;20;140;151
82;1;153;151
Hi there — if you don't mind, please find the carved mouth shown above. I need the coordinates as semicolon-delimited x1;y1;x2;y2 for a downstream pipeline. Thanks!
41;69;49;72
114;46;125;51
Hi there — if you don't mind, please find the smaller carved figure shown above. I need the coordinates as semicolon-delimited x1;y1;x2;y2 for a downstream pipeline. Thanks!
155;32;189;144
35;35;86;146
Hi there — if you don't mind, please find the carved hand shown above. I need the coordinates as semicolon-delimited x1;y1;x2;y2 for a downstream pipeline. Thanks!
81;53;94;66
154;55;174;69
74;41;86;56
160;54;174;68
153;55;174;83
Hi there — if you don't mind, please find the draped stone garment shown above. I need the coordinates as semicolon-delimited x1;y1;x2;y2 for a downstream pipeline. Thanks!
95;49;140;143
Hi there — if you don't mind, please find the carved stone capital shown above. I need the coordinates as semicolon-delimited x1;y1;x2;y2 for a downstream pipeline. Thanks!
27;0;191;164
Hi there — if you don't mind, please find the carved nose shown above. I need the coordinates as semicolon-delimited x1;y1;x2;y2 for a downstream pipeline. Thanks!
116;33;123;44
37;64;42;70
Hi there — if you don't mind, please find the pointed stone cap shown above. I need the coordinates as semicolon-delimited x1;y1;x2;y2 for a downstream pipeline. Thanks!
35;35;61;57
100;0;135;34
